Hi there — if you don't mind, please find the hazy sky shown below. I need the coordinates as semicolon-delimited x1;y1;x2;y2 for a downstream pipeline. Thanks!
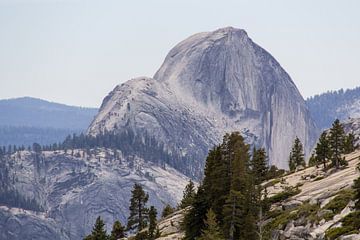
0;0;359;108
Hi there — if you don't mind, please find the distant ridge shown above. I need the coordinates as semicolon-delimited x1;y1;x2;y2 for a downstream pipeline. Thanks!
0;96;98;129
306;86;360;130
0;97;98;145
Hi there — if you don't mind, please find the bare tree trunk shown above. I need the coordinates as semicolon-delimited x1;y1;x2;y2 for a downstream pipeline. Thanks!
229;196;235;240
257;207;264;240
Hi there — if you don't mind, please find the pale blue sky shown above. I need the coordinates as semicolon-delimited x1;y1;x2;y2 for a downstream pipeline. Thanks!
0;0;359;107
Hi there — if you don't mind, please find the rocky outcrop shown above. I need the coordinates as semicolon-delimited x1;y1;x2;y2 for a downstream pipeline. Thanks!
264;150;360;240
88;27;318;175
0;150;190;240
0;206;69;240
340;234;360;240
156;208;188;240
266;151;360;207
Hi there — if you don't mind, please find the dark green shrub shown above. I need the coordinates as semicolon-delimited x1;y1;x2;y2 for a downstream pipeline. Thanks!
314;176;325;181
325;227;352;240
323;189;354;215
342;211;360;230
268;187;301;204
263;178;281;188
325;211;360;239
296;202;319;223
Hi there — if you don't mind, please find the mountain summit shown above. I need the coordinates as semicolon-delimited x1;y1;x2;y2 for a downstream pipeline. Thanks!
88;27;318;175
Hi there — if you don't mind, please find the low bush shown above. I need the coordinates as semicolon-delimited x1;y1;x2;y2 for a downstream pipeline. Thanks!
263;178;281;188
268;187;301;205
323;189;354;216
325;211;360;239
296;202;320;223
265;202;319;234
325;227;353;240
313;176;325;181
342;211;360;230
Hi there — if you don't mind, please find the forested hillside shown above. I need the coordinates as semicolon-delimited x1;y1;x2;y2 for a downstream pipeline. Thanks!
306;87;360;130
0;126;82;146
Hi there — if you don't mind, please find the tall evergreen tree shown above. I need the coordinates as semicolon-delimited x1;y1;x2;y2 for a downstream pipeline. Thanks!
223;189;243;240
315;131;331;168
183;186;209;240
109;220;125;240
197;209;224;240
308;153;317;167
148;206;157;240
329;119;346;169
84;216;108;240
202;144;230;225
251;147;268;185
257;188;270;240
288;137;305;171
127;183;149;233
184;132;260;240
222;133;255;240
250;148;269;239
180;180;196;209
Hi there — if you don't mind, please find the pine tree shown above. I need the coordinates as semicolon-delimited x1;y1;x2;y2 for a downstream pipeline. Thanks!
223;189;243;240
329;119;346;169
83;216;108;240
161;204;175;218
250;148;269;239
315;131;331;168
197;209;224;240
344;133;356;154
308;153;317;167
109;220;125;240
127;183;149;233
202;145;230;225
180;180;196;209
251;147;268;185
288;137;305;171
222;133;254;240
183;186;209;240
183;132;260;240
148;206;157;240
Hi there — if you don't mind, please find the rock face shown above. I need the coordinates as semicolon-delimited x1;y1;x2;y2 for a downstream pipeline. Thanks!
266;151;360;206
0;150;190;240
264;150;360;240
88;27;318;173
156;208;188;240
